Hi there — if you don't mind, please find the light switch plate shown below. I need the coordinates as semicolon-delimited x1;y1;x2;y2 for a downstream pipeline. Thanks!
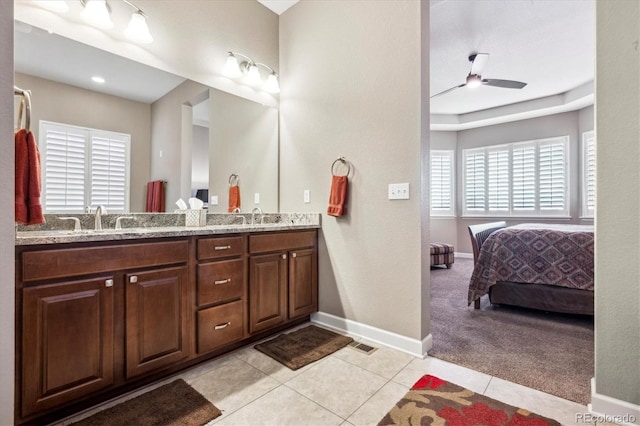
254;193;260;204
210;195;218;205
388;183;410;200
304;189;310;203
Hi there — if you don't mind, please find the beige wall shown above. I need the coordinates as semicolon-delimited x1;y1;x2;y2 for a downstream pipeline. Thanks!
1;2;14;423
14;73;152;212
208;89;279;213
192;125;209;192
594;0;640;408
279;1;429;341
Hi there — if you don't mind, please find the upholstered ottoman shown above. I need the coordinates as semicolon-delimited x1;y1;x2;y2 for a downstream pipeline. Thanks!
430;243;454;268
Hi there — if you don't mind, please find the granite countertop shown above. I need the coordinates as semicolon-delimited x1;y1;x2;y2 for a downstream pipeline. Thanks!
16;213;321;246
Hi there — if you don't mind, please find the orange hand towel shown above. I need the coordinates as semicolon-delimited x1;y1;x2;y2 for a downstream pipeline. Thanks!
26;130;45;225
15;129;29;224
228;185;241;212
327;175;348;217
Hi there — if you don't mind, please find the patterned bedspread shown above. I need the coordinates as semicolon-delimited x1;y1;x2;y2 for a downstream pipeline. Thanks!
468;224;594;305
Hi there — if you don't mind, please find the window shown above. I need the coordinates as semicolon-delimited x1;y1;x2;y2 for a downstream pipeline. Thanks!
430;150;455;216
582;130;595;217
40;121;131;213
462;136;569;217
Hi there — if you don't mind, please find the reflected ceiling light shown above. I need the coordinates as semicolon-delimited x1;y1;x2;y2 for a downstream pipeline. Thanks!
33;0;69;13
81;0;113;29
224;51;280;94
124;10;153;43
91;76;106;84
465;74;482;88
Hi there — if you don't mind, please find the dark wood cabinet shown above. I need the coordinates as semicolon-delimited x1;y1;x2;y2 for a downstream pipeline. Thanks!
21;276;114;418
125;266;189;378
248;231;318;333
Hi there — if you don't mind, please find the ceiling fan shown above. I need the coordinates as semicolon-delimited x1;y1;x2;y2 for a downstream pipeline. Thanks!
431;53;527;98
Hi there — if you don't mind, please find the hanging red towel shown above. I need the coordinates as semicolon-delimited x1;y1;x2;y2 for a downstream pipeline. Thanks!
15;129;45;225
327;175;348;217
228;185;241;212
145;180;165;212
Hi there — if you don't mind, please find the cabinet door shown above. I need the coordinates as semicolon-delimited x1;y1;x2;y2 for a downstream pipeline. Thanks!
125;266;189;379
288;248;318;319
22;277;114;418
249;253;287;333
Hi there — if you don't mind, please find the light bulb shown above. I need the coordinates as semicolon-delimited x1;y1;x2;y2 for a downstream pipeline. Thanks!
223;53;243;78
82;0;113;29
125;11;153;44
34;0;69;13
466;74;482;88
264;72;280;94
246;63;261;86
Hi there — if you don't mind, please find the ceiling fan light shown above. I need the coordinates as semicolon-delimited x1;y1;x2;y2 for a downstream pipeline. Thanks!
466;74;482;88
223;53;243;78
264;72;280;94
125;11;153;44
82;0;113;30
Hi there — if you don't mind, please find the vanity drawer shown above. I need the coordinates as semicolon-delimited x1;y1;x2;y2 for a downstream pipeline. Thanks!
249;230;317;254
197;236;245;260
197;259;244;306
197;300;244;354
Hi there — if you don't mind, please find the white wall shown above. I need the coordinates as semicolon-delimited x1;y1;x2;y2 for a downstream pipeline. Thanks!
594;0;640;410
1;2;14;423
279;1;429;343
14;73;152;212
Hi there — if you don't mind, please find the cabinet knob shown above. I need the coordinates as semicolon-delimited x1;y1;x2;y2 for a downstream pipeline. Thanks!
105;279;113;288
129;276;138;283
214;322;231;330
281;254;287;259
292;252;297;258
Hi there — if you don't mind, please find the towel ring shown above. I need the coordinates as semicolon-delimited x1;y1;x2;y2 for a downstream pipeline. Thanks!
229;173;239;186
331;157;351;177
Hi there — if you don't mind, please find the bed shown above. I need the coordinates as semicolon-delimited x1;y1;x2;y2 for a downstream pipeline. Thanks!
468;223;594;315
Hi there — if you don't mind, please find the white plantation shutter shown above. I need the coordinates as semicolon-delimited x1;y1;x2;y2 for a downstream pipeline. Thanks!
539;140;566;211
512;144;536;212
90;132;129;213
582;131;596;217
41;123;88;213
487;149;509;211
40;121;130;213
430;150;454;216
464;150;485;212
462;136;568;217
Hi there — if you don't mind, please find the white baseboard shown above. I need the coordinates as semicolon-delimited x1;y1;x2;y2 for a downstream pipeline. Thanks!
454;252;473;259
310;311;432;358
588;378;640;425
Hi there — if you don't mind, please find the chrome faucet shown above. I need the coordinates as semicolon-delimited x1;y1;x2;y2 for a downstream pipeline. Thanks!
94;205;107;230
235;214;247;225
231;207;241;213
115;216;135;230
251;207;264;225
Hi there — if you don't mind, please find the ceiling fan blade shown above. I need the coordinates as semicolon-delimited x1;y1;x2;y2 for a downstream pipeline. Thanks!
482;79;527;89
469;53;489;76
431;83;466;98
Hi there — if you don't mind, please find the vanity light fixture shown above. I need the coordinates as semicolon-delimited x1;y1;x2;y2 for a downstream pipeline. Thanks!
33;0;69;13
223;51;280;94
79;0;154;44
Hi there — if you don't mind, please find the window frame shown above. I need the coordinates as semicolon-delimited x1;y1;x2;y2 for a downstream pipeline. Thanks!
40;120;131;214
462;136;570;218
429;149;455;217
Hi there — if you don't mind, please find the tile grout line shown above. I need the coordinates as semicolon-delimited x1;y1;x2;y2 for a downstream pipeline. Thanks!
482;375;494;395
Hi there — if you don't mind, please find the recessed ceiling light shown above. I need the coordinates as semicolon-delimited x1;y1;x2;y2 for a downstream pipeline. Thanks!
91;76;106;84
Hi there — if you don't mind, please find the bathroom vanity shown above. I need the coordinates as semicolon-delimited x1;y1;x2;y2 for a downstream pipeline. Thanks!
15;219;319;425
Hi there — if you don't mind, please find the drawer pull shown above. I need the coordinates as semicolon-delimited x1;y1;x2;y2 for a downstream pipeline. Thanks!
214;245;231;251
214;278;231;285
105;279;113;288
214;322;231;330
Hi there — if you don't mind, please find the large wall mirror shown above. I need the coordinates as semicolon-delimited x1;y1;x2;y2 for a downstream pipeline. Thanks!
13;21;279;213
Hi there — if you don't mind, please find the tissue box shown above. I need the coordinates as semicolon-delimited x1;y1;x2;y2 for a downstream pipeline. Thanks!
175;209;207;227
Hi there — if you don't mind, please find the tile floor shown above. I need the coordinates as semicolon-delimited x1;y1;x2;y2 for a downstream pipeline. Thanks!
58;323;606;426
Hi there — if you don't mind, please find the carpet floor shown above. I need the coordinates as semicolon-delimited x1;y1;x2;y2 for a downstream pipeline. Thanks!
429;257;594;405
379;374;560;425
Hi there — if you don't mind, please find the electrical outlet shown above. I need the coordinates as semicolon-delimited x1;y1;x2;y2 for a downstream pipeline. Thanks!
254;193;260;204
210;195;218;205
388;183;410;200
304;189;310;203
